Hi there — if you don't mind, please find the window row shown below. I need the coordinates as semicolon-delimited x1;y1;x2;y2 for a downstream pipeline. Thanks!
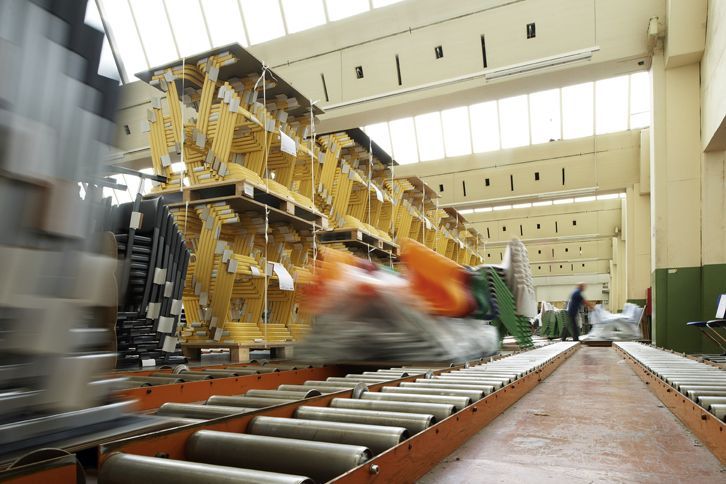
88;0;406;82
365;72;651;165
458;193;624;215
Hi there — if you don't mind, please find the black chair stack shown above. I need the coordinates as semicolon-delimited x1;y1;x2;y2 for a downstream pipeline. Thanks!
107;195;190;368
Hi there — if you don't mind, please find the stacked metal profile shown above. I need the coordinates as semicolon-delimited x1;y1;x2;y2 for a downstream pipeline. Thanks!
105;197;190;368
0;0;135;455
98;342;576;483
487;268;535;348
616;342;726;421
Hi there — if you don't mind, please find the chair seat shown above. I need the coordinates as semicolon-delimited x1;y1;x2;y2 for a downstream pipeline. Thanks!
706;319;726;327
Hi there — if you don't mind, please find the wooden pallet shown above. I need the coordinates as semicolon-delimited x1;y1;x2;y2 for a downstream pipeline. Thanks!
319;227;398;257
181;342;294;363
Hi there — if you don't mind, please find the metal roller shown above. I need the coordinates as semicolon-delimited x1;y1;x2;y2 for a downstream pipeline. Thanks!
277;384;353;394
402;381;496;392
239;367;280;374
246;389;321;399
331;397;455;421
113;380;151;389
669;379;726;390
381;386;485;401
248;416;408;455
326;377;386;383
294;405;433;435
206;396;295;408
129;376;184;385
360;391;471;411
685;390;726;400
156;403;256;419
362;371;410;377
199;369;254;377
304;380;359;388
98;452;313;484
177;371;235;379
429;377;505;389
223;368;262;375
697;396;726;409
710;404;726;420
186;430;370;483
151;372;213;382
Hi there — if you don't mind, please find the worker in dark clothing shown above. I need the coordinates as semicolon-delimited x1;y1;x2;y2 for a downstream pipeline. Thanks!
563;283;594;341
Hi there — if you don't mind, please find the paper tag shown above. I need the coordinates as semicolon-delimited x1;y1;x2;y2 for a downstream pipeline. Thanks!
129;211;143;230
243;182;254;197
280;129;297;156
213;327;224;341
215;240;226;254
146;302;160;320
164;281;174;298
194;282;202;295
210;316;218;328
170;299;182;316
141;359;156;367
222;249;233;263
161;336;178;353
164;71;175;82
228;259;238;273
161;154;171;167
158;316;174;333
251;266;261;276
153;268;167;285
199;291;209;306
269;262;294;291
372;184;384;202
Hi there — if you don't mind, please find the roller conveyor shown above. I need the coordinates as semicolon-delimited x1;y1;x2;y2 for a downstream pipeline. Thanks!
96;342;578;483
614;342;726;463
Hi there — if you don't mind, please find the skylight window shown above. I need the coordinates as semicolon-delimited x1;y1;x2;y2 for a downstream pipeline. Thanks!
166;0;211;57
562;82;593;139
128;0;178;67
498;95;530;149
201;0;248;47
240;0;287;44
389;117;419;164
364;123;393;157
326;0;369;21
529;89;561;144
414;112;445;162
441;107;472;157
99;0;148;80
281;0;327;34
469;101;500;153
595;76;628;134
629;72;651;129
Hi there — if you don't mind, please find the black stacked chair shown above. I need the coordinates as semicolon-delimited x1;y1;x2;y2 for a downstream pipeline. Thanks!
107;195;190;368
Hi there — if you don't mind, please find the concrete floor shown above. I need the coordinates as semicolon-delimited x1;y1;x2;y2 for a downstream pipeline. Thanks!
421;346;725;483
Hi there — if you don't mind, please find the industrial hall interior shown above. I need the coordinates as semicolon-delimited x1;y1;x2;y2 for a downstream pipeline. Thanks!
1;0;726;482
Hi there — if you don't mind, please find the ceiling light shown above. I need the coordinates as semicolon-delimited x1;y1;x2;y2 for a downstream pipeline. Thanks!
493;204;512;211
485;47;598;81
575;196;596;203
475;207;493;213
597;193;620;200
553;198;574;205
532;200;552;207
513;203;532;209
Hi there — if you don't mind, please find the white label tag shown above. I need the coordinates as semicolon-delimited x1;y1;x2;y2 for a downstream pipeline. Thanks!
161;336;178;353
210;316;218;328
280;129;297;156
222;249;233;263
146;302;160;320
372;184;384;202
170;299;183;316
129;211;143;230
157;316;174;333
251;266;260;276
243;183;254;197
141;359;156;367
153;268;167;285
228;259;238;273
215;240;226;254
270;262;294;291
213;327;224;341
164;281;173;298
199;291;209;306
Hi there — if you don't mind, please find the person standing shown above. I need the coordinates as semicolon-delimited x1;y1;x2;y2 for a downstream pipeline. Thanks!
563;283;594;341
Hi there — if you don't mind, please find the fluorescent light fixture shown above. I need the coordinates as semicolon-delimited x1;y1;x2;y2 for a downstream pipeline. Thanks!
619;193;627;198
493;204;512;211
597;193;620;200
458;209;474;214
532;200;552;207
553;198;574;205
513;203;532;209
485;47;598;81
575;196;596;203
475;207;493;213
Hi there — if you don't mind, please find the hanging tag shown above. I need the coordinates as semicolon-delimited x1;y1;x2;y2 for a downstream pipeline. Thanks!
243;182;254;198
170;299;183;316
199;291;209;306
164;281;174;298
146;302;160;320
158;316;174;333
153;268;167;285
228;259;238;273
280;129;297;156
129;211;143;230
213;327;224;342
270;262;294;291
251;266;261;276
162;336;178;352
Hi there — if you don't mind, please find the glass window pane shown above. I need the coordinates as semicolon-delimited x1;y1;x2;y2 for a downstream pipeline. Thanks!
562;82;593;139
281;0;326;33
99;0;148;80
441;107;471;157
325;0;369;21
595;75;628;134
129;0;178;67
498;95;529;149
165;0;210;57
98;37;121;81
414;112;444;162
373;0;405;6
469;101;500;153
240;0;286;44
630;71;651;129
389;117;419;165
84;0;103;31
201;0;248;47
529;88;561;144
365;122;392;156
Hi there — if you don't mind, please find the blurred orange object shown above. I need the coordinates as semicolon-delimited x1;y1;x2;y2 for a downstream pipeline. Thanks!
400;238;475;317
